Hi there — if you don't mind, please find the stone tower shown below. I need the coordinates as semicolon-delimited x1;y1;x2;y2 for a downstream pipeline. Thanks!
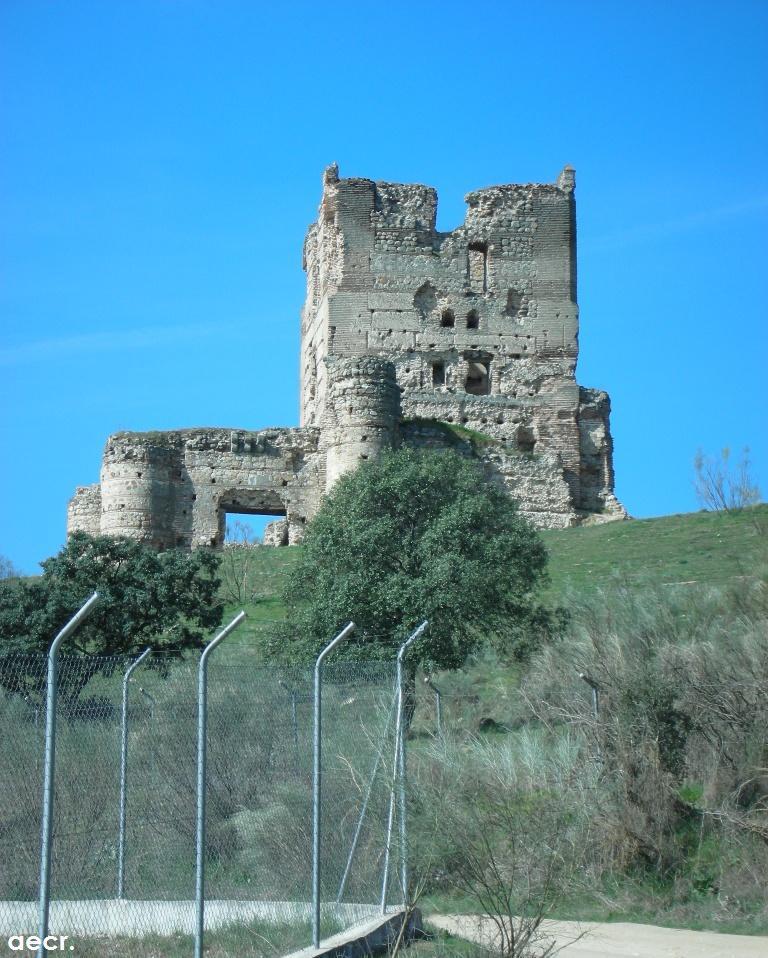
68;165;625;547
322;356;400;490
299;163;623;521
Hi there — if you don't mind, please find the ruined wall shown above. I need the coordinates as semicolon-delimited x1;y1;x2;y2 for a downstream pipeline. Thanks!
577;387;624;519
68;165;625;547
68;427;325;548
399;420;575;529
67;485;102;537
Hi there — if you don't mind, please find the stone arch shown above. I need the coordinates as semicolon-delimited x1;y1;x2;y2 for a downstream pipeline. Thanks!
465;360;490;395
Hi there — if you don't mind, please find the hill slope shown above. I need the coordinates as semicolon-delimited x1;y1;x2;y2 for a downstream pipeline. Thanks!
221;505;768;650
541;504;767;599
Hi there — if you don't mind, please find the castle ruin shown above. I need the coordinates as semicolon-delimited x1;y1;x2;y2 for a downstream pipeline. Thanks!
68;165;625;548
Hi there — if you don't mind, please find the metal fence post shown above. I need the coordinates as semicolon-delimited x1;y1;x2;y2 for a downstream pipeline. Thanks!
579;671;601;758
312;621;355;948
36;592;100;958
117;647;152;899
380;620;428;914
424;676;442;736
194;611;246;958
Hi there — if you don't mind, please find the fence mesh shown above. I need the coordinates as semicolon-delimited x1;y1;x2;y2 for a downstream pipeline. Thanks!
0;652;399;956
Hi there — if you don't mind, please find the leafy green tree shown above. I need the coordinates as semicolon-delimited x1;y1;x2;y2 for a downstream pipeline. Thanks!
271;447;554;669
0;532;223;697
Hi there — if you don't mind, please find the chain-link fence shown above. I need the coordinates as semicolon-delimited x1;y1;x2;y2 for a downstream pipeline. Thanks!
0;618;410;956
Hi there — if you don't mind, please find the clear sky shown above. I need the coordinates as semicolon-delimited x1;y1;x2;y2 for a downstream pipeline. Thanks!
2;0;767;573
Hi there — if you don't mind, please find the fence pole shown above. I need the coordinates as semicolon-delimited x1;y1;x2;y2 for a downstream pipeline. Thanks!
36;592;100;958
380;620;428;914
291;690;299;755
117;646;152;899
424;676;442;736
194;611;246;958
579;671;601;757
312;621;355;948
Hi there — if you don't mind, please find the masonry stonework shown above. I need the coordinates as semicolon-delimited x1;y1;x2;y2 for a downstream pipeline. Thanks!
68;166;625;547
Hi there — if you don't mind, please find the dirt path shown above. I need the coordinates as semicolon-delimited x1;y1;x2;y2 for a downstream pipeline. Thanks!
427;913;768;957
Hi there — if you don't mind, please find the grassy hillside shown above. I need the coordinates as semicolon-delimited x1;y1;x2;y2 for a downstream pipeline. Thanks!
541;503;767;599
222;506;768;649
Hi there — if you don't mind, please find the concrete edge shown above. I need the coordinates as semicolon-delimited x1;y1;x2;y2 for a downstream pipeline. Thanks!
283;908;422;958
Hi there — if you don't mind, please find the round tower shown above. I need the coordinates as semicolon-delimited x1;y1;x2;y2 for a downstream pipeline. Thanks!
100;435;177;549
323;356;400;490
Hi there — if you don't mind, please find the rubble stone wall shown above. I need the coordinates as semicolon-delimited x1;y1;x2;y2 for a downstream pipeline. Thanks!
71;427;323;549
67;485;102;537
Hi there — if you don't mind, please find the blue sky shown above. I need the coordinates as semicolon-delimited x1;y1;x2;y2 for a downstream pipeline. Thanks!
1;0;767;573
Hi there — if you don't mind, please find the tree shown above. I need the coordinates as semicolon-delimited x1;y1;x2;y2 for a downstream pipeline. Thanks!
0;555;22;581
0;532;223;697
270;447;552;670
221;519;262;604
694;446;762;513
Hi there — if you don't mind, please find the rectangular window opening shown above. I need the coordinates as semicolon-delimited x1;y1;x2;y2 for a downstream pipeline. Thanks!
467;243;488;292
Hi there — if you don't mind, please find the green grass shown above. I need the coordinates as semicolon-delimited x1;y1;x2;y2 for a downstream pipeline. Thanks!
541;504;767;600
218;545;300;656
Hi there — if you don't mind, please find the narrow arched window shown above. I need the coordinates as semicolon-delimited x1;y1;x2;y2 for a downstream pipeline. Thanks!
466;310;479;330
465;361;490;395
440;309;455;328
